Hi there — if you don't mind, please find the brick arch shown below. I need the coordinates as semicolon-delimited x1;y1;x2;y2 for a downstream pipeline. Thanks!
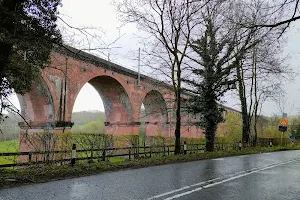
69;75;133;133
65;68;133;119
89;76;132;122
141;90;168;136
17;78;55;124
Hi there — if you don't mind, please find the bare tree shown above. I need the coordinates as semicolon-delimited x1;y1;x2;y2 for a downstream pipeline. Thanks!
231;0;294;146
248;44;290;146
57;15;124;59
114;0;205;154
243;0;300;35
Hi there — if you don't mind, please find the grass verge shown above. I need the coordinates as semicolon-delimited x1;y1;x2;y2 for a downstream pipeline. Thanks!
1;145;300;188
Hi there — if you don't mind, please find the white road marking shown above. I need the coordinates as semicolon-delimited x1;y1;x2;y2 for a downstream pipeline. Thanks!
164;187;203;200
146;177;222;200
164;159;299;200
146;165;263;200
212;158;224;161
146;186;191;200
147;169;253;200
146;158;300;200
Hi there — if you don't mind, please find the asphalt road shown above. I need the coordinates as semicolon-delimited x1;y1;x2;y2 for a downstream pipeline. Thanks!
1;150;300;200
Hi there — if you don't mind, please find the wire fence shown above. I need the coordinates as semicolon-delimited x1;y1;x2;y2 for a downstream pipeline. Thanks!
0;143;207;168
0;132;291;168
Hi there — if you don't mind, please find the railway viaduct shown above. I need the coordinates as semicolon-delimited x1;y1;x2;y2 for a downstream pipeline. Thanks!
17;46;208;152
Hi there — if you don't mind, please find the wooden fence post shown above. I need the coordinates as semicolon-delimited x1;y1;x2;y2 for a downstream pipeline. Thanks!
144;142;146;157
129;148;131;160
136;146;139;159
89;150;94;163
102;148;106;161
70;144;76;166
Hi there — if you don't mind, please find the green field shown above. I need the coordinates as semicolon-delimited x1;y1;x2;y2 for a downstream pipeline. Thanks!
0;139;19;152
0;140;127;165
0;139;19;165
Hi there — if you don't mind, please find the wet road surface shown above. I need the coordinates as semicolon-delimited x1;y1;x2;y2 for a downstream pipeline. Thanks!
1;150;300;200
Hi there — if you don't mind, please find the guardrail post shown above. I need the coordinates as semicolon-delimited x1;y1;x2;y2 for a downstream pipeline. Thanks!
71;144;76;166
184;140;187;155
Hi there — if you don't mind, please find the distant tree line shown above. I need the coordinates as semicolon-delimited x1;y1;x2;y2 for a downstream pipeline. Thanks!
0;113;20;141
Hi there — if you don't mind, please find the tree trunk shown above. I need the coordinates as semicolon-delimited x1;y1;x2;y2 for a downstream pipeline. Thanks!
205;128;215;152
174;87;181;154
252;46;258;147
241;110;250;145
236;63;250;145
252;99;259;147
174;128;181;154
204;89;218;152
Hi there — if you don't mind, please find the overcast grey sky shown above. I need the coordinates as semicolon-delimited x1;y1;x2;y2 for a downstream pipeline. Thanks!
257;22;300;116
8;0;300;117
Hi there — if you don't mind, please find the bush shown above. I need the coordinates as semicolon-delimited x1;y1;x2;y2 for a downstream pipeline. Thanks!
182;138;205;145
115;135;139;147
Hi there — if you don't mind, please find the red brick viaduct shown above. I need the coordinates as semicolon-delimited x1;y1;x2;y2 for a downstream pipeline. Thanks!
17;46;240;151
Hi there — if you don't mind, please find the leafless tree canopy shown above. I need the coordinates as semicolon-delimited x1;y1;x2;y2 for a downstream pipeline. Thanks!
115;0;204;81
235;0;300;34
114;0;210;153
